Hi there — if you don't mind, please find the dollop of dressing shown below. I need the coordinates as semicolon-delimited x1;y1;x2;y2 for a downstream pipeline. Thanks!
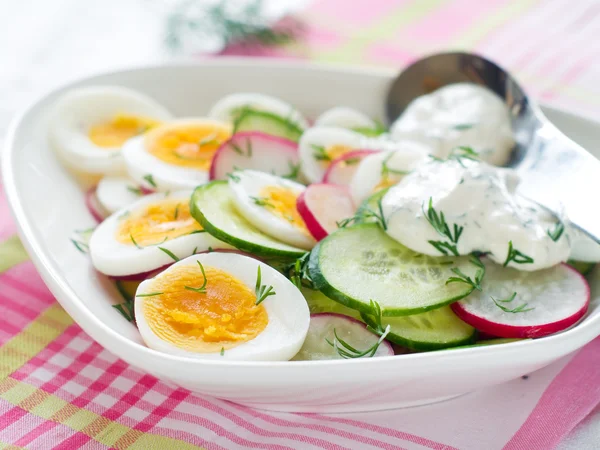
390;83;515;166
381;158;571;271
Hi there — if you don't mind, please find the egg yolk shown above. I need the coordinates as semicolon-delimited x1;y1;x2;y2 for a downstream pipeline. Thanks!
89;114;159;148
141;263;268;352
145;122;232;170
257;186;310;235
116;199;201;247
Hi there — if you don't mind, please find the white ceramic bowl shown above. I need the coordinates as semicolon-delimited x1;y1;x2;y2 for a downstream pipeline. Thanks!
3;59;600;412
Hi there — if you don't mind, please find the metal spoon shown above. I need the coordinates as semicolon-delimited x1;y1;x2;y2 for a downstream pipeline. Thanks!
386;51;600;241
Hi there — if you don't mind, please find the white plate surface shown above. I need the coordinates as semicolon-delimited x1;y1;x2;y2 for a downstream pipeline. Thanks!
3;59;600;412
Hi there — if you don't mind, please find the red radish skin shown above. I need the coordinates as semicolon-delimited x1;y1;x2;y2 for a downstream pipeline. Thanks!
323;149;379;185
297;184;355;241
209;131;299;181
451;264;590;339
85;187;108;223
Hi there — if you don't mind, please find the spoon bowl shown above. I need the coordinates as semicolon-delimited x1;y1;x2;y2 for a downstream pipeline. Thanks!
386;52;600;242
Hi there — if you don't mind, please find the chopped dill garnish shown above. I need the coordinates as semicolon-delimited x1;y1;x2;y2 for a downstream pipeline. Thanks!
70;239;89;254
547;221;565;242
503;241;534;267
220;347;225;356
185;261;208;293
143;174;157;188
250;196;275;208
282;161;301;181
446;256;485;291
112;302;135;322
491;292;534;313
174;204;180;220
337;197;387;230
254;266;276;305
158;247;180;262
127;186;143;196
136;292;164;297
311;144;330;162
380;153;409;179
129;234;142;249
227;172;241;183
423;197;463;256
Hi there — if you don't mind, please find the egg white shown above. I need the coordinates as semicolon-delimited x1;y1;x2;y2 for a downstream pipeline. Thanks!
208;92;309;129
228;170;315;249
89;190;231;277
315;106;376;130
350;142;430;205
96;176;146;215
48;86;172;175
135;252;310;361
122;118;229;192
298;126;365;184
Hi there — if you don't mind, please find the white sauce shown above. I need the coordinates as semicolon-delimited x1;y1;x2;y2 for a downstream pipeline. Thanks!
381;158;571;271
390;83;515;166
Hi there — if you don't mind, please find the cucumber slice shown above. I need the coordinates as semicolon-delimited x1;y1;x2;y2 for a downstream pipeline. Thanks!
361;306;476;351
233;109;304;142
190;181;306;258
309;223;479;315
301;287;361;319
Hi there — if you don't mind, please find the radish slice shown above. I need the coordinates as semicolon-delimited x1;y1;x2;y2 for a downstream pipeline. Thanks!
323;149;379;185
209;131;300;181
451;260;590;338
291;313;393;361
85;187;109;223
296;184;355;241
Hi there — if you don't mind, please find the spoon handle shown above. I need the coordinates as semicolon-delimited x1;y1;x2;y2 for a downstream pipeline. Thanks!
516;120;600;242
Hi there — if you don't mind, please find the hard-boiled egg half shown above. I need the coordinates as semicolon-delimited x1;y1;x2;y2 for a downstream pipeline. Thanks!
298;127;368;183
135;252;310;361
122;118;232;191
350;141;430;205
315;106;378;132
228;170;316;249
48;86;172;174
95;175;151;215
89;191;230;277
208;92;309;129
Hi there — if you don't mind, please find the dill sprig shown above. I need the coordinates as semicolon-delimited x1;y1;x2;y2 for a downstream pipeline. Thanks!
130;234;142;249
446;256;485;291
231;138;253;158
143;174;157;188
311;144;330;162
165;0;299;53
287;252;313;290
254;266;276;305
491;292;534;313
250;196;275;208
158;247;180;262
112;302;135;322
198;133;219;147
452;123;476;131
227;172;241;183
430;146;480;167
282;161;301;181
127;186;143;196
174;204;180;220
547;221;565;242
329;300;391;359
185;261;208;294
337;197;387;230
423;197;463;256
220;347;225;356
503;241;534;267
70;238;89;254
136;292;164;298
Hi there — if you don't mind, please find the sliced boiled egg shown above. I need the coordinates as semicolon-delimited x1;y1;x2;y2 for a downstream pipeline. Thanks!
135;252;310;361
89;191;230;277
122;118;232;191
298;126;367;183
208;92;309;129
95;175;150;215
228;170;316;249
48;86;172;174
350;142;430;205
315;106;378;131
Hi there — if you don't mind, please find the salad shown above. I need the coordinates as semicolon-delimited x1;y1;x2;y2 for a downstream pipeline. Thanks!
50;83;598;362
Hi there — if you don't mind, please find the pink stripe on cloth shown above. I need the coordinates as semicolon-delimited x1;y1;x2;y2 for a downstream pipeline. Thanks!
504;336;600;449
308;0;407;27
15;420;58;448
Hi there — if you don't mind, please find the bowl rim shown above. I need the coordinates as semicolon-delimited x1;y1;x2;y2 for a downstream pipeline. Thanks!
3;58;600;369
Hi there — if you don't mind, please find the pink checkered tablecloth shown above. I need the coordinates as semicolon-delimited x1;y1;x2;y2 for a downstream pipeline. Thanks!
1;1;600;449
